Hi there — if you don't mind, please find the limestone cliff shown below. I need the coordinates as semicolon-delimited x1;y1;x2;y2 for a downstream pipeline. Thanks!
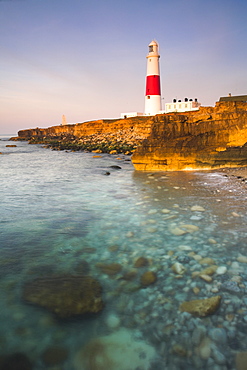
17;117;154;154
132;101;247;171
18;117;153;141
16;101;247;171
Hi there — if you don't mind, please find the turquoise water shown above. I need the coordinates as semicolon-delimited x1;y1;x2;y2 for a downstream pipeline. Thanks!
1;137;247;369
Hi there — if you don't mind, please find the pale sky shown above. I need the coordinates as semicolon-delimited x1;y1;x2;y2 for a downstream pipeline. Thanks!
0;0;247;134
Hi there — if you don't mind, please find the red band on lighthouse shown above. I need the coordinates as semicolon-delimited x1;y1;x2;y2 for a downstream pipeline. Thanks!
145;75;161;96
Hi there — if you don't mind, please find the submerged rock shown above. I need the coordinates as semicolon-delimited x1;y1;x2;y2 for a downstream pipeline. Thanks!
171;262;186;275
169;226;187;236
74;328;156;370
237;256;247;263
74;260;91;275
22;275;104;318
236;352;247;370
0;353;32;370
216;266;227;275
191;205;206;212
140;271;157;286
105;313;121;329
134;257;149;268
42;346;69;366
180;224;199;233
179;295;221;317
172;344;187;357
197;337;212;360
199;257;215;265
200;265;218;276
221;280;241;294
177;254;191;264
96;263;122;276
121;270;138;281
199;274;213;283
209;328;227;344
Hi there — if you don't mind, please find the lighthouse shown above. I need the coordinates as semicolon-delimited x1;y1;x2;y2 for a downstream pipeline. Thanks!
144;40;162;116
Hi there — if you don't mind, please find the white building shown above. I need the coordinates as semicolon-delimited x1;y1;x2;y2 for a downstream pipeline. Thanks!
120;112;144;119
164;98;201;113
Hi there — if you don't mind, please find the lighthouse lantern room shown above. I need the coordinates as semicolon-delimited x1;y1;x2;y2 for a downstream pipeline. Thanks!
144;40;162;116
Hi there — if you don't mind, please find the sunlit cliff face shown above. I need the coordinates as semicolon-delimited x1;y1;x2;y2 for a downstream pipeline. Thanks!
132;101;247;171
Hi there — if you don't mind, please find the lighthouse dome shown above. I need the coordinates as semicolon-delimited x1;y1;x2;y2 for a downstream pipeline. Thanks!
149;40;158;46
147;40;159;56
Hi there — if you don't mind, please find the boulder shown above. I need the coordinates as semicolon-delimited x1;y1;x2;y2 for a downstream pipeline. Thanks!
22;275;104;318
179;295;221;317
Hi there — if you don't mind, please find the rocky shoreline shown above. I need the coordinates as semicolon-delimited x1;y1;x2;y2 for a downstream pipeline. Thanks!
11;116;154;156
26;130;142;155
220;167;247;181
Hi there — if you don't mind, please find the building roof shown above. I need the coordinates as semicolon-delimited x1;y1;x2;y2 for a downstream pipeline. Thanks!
219;95;247;102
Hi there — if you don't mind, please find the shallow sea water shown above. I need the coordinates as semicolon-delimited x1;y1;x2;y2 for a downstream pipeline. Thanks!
1;137;247;369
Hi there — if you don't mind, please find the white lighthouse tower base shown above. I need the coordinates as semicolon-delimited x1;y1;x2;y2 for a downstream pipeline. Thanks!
145;95;162;116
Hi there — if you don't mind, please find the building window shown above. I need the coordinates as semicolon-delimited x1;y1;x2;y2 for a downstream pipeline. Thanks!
147;96;150;99
149;59;151;62
149;45;153;52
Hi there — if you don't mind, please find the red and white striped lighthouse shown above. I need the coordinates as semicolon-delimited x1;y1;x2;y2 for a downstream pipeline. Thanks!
144;40;162;116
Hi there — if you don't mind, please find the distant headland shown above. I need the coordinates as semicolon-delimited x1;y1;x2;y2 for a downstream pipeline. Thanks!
12;99;247;171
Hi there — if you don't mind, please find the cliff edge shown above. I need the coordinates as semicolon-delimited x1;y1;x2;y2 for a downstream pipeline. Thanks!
132;101;247;171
